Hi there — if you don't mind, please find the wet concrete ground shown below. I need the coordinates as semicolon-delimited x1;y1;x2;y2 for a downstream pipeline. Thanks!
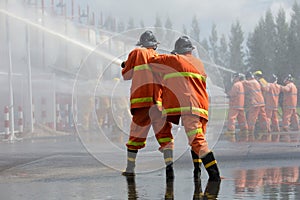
0;134;300;199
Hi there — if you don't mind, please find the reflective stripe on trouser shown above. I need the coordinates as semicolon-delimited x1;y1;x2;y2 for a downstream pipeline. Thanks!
191;150;202;168
181;115;209;157
265;108;280;132
163;149;173;166
125;149;138;173
227;108;248;131
126;106;173;150
247;106;270;132
282;108;299;130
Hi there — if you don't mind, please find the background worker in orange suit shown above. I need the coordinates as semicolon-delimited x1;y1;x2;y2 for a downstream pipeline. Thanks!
121;30;173;178
243;71;270;139
281;74;299;132
225;72;248;142
253;70;268;88
149;36;221;182
253;70;271;136
263;74;281;132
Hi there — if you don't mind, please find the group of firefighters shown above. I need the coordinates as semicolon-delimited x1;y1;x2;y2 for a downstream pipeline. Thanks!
225;70;299;142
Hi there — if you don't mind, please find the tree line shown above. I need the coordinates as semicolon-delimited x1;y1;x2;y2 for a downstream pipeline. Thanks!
100;2;300;88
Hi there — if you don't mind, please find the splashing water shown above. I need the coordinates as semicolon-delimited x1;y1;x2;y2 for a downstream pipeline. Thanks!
0;9;122;66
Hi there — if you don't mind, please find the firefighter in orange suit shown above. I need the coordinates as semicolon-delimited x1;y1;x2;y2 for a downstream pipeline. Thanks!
253;70;268;88
281;74;299;132
149;36;221;182
243;72;270;139
121;31;173;177
264;74;281;132
225;72;248;142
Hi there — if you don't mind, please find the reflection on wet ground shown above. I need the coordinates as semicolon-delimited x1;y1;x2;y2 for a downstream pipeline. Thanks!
126;176;221;200
232;166;300;199
0;135;300;199
223;131;300;143
123;165;300;199
124;166;300;199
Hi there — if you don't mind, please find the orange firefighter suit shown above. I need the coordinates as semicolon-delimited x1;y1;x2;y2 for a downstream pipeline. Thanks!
281;81;299;131
150;53;210;157
227;79;248;132
243;78;270;133
264;82;281;132
122;47;173;151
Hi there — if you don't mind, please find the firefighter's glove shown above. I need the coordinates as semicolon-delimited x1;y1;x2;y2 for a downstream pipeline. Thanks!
121;61;126;68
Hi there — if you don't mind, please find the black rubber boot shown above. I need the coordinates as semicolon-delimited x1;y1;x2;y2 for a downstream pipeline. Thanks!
201;151;221;182
203;180;221;198
193;177;202;200
164;175;174;200
163;149;174;180
191;150;202;180
166;165;174;181
122;149;138;177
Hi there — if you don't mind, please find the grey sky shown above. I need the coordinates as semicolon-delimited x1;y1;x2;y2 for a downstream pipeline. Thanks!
79;0;297;39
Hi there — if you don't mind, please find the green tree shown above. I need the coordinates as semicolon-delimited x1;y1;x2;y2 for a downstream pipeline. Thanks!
218;34;229;68
287;1;300;78
190;15;200;42
262;10;277;74
247;18;265;71
209;23;219;64
164;16;175;48
103;15;115;31
274;7;289;77
200;38;209;52
229;21;245;72
182;25;188;35
154;14;163;41
165;16;172;29
247;10;276;74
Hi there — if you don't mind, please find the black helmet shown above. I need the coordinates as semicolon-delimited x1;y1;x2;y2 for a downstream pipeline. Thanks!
136;30;159;48
245;71;254;80
239;74;246;81
232;72;245;82
232;72;240;79
231;72;240;83
270;74;278;83
171;36;195;54
284;74;294;83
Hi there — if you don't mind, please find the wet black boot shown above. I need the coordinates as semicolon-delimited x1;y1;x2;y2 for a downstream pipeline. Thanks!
201;151;221;182
166;165;174;181
122;149;138;177
193;177;202;200
203;180;221;198
164;176;174;200
163;149;174;180
191;150;202;180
